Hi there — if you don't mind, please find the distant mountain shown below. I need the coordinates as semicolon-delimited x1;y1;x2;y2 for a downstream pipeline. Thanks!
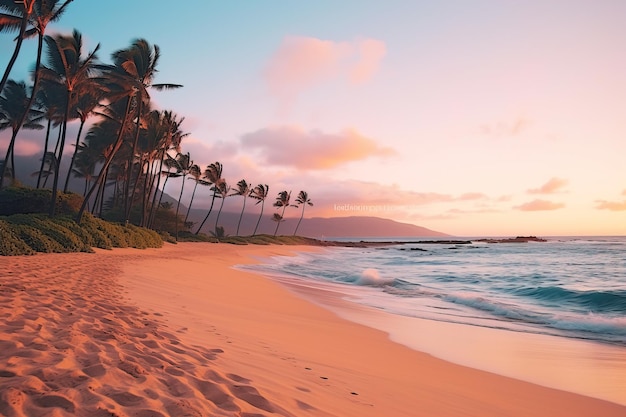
186;208;448;238
292;216;449;238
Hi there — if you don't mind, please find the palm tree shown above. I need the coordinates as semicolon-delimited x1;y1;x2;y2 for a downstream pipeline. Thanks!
184;163;206;224
293;190;313;236
38;29;100;216
195;161;223;235
0;0;35;94
0;79;44;187
230;179;251;236
63;80;106;192
156;152;181;209
213;180;230;235
109;39;182;221
271;213;284;237
34;84;64;188
145;112;187;226
250;183;269;236
139;109;187;228
172;152;192;241
76;96;135;224
273;190;292;236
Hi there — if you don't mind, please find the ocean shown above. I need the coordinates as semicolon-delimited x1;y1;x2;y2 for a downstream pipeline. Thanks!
240;235;626;404
244;236;626;346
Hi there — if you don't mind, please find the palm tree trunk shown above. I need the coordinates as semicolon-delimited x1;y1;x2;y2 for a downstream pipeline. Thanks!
0;4;30;94
0;130;19;188
184;181;199;224
175;174;186;241
195;192;217;235
275;205;288;236
253;201;265;236
215;197;226;234
49;92;72;217
124;98;143;222
294;205;305;236
63;118;86;192
273;218;281;236
236;197;247;236
1;34;44;187
37;119;53;188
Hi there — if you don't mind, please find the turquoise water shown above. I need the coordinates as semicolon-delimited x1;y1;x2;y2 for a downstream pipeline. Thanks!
244;236;626;346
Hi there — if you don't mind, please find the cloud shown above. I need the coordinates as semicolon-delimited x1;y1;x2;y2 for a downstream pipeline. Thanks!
240;125;395;170
595;200;626;211
595;190;626;211
0;131;44;157
515;199;565;211
349;38;387;84
458;192;488;201
527;177;568;194
264;36;386;109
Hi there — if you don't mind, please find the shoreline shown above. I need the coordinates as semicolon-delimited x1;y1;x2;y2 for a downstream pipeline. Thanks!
1;243;625;416
266;269;626;405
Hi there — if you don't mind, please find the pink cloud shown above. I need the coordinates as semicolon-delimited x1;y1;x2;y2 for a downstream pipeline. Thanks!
241;125;395;170
515;199;565;211
349;39;386;84
0;133;42;157
458;192;488;201
264;36;386;110
595;199;626;211
527;177;568;194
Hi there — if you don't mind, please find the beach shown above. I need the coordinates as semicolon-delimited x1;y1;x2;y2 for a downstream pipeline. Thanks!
1;243;625;417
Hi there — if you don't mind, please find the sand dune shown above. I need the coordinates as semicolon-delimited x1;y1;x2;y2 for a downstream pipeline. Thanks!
1;243;624;417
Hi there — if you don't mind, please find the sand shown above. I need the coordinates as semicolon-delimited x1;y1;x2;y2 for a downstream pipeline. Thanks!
1;242;625;417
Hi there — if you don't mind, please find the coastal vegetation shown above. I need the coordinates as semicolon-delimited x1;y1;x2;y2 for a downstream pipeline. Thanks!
0;1;313;254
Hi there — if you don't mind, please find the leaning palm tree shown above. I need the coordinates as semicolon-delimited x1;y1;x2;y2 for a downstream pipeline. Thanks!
0;79;44;187
63;80;106;192
21;0;74;155
0;0;35;94
172;152;192;241
34;83;64;188
184;163;206;225
213;180;230;235
230;179;251;236
273;190;292;236
249;183;269;236
38;29;101;216
293;190;313;236
195;161;223;235
109;39;182;221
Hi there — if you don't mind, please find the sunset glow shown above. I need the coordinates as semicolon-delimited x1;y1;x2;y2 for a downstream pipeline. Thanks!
2;0;624;236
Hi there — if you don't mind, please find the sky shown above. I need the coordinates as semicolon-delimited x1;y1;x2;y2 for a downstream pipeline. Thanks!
1;0;625;236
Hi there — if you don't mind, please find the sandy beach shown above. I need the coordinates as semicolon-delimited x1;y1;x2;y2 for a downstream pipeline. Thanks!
1;242;625;417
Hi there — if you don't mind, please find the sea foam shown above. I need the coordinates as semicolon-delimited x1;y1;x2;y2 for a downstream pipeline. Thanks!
355;268;395;286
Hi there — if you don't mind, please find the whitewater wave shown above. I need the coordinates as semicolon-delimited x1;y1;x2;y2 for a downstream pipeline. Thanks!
351;268;396;287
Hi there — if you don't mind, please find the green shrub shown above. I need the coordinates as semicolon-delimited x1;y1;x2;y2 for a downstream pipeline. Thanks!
77;214;113;249
124;224;162;249
0;221;35;256
19;216;92;253
0;211;163;256
0;187;83;215
11;223;65;253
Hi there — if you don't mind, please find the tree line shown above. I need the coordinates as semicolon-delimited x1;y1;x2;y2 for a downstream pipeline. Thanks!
0;1;313;240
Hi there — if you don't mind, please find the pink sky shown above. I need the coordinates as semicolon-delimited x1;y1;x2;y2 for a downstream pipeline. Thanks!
2;1;625;236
